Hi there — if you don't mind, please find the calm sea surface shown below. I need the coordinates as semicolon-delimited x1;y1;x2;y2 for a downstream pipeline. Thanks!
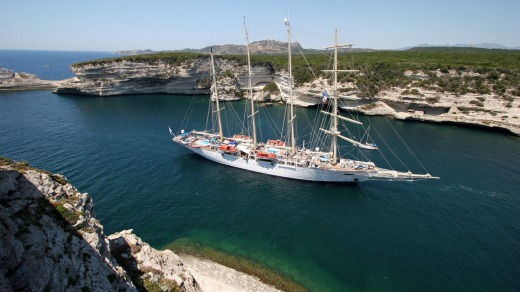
1;51;519;291
0;49;114;80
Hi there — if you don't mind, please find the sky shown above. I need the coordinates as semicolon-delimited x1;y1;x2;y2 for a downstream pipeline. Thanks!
1;0;519;52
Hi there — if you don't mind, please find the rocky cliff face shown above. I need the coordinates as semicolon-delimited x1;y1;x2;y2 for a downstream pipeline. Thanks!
0;72;69;90
108;230;200;292
0;159;200;292
363;87;520;135
54;56;519;135
55;58;274;98
297;74;520;136
0;161;133;291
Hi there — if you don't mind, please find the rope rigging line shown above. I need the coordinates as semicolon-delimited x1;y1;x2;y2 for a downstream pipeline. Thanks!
290;32;336;151
337;41;431;173
295;40;318;81
262;105;284;140
229;100;250;136
178;92;201;133
384;117;429;172
205;97;213;133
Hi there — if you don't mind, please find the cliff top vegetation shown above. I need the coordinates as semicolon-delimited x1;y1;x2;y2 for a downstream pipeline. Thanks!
75;47;520;69
73;52;208;67
73;47;520;97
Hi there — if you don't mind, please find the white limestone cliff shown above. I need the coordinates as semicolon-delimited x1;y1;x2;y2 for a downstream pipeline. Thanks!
53;57;520;136
0;72;70;90
55;58;274;99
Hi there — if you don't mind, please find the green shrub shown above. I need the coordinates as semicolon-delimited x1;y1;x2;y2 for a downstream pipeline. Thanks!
426;97;440;104
0;157;12;166
220;70;235;79
360;103;378;110
262;81;279;94
50;174;67;185
470;100;484;107
197;77;211;88
56;204;79;224
233;90;243;98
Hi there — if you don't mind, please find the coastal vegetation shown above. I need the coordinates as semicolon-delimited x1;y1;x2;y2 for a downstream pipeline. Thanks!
262;81;280;94
72;52;208;67
73;47;520;99
245;48;520;98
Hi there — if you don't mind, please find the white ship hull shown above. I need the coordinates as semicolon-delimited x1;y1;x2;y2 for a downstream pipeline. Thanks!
176;141;372;183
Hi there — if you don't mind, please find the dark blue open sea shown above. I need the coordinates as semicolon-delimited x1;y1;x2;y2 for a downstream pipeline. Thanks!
1;51;519;291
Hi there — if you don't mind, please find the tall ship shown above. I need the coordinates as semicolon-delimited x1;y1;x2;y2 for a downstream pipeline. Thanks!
169;18;438;183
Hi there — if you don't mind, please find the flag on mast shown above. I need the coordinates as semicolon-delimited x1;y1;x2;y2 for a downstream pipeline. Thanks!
322;90;330;103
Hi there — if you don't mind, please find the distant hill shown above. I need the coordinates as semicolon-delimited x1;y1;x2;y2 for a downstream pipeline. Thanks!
452;43;520;50
114;40;374;56
399;43;520;50
114;49;155;55
179;40;376;55
114;41;520;56
404;46;520;53
178;40;317;55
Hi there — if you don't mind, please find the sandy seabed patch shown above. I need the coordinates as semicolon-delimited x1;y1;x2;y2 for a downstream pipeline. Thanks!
179;254;281;292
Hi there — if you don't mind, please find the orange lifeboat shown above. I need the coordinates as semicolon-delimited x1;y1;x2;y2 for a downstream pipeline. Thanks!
256;151;277;160
233;134;251;141
219;144;238;153
267;139;285;146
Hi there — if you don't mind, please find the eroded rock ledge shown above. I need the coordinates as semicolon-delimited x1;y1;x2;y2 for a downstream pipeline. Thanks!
0;71;70;90
55;58;273;101
55;58;520;136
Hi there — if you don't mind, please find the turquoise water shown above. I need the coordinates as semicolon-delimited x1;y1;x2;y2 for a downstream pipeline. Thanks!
1;51;519;291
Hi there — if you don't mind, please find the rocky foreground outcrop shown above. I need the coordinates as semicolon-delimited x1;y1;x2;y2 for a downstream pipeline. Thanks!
0;159;200;291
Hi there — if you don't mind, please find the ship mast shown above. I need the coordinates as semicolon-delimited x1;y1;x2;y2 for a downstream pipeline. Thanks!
244;17;257;148
323;30;357;165
285;17;296;154
210;48;224;141
332;30;339;164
